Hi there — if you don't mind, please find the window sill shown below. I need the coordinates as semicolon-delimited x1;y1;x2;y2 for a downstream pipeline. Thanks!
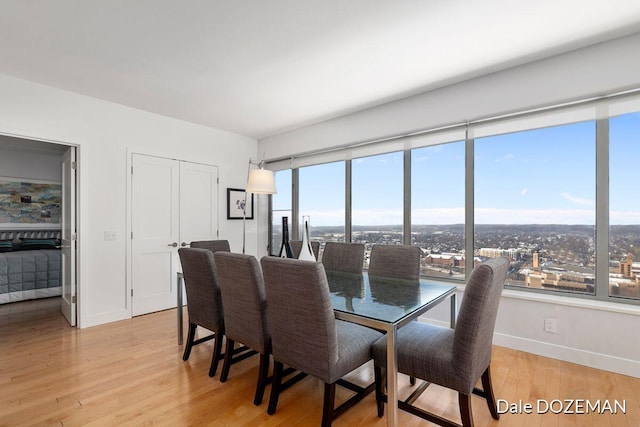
470;286;640;316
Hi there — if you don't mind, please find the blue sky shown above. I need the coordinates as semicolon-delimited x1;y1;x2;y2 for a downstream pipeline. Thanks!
273;113;640;226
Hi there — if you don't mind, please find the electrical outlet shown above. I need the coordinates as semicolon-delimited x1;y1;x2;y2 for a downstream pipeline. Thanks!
104;231;117;241
544;318;558;333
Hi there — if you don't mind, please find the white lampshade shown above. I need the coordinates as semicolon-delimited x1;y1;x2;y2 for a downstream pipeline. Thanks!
246;168;277;194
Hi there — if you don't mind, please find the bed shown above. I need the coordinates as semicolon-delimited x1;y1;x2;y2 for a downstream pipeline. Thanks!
0;229;62;305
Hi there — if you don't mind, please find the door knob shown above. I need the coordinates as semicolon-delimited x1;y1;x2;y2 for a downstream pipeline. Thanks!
181;242;188;247
168;242;178;247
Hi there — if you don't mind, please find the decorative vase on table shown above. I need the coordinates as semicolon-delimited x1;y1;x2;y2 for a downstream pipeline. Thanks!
278;216;294;258
298;215;315;261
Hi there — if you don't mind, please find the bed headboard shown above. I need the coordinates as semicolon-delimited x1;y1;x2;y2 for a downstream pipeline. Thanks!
0;229;62;241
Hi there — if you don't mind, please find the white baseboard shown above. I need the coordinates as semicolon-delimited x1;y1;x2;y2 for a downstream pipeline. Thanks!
420;318;640;379
493;333;640;379
83;308;130;328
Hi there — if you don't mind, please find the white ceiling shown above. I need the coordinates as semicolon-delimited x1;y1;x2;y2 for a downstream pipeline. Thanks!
1;1;640;140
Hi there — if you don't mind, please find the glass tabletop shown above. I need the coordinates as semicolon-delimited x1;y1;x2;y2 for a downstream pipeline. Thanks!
326;270;456;325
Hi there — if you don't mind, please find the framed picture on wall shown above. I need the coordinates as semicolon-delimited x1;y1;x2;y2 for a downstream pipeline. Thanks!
227;188;253;220
0;177;62;229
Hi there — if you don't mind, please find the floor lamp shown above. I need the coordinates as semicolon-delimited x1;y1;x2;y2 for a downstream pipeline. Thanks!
243;159;277;254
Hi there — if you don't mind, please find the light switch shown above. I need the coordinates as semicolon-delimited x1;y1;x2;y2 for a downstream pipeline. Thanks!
104;231;117;241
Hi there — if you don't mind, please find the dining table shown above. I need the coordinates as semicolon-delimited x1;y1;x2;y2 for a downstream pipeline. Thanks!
326;270;457;427
176;268;457;427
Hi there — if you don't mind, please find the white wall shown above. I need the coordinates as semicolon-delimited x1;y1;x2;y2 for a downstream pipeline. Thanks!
0;143;62;182
258;32;640;378
260;32;640;158
0;73;259;328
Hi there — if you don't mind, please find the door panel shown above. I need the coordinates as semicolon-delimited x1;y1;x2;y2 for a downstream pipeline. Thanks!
61;147;76;326
179;162;219;245
132;154;180;316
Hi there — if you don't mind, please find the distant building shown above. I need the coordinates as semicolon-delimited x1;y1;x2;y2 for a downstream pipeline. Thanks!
425;253;466;268
478;247;519;260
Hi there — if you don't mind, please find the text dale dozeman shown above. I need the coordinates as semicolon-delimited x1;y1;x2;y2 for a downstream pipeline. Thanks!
497;399;626;415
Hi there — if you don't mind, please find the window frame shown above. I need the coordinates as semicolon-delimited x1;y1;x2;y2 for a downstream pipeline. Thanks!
267;95;640;306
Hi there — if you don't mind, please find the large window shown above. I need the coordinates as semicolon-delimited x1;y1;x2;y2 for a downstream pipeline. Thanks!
271;170;292;256
298;161;345;246
411;142;465;279
269;99;640;306
352;152;403;269
475;122;596;295
610;112;640;300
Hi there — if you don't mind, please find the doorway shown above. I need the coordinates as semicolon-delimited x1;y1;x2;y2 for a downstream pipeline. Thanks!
0;134;78;326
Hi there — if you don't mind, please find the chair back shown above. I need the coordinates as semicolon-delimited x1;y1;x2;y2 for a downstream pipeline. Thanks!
290;240;320;260
178;248;224;332
368;244;421;280
261;257;337;380
453;257;509;384
214;252;270;354
190;239;231;253
321;242;365;273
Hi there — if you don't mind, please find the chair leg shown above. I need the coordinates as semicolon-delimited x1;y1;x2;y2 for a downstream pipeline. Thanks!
220;338;235;382
374;366;385;417
267;361;284;415
209;332;224;377
459;393;474;427
182;323;197;361
481;366;500;420
254;353;270;406
322;382;336;427
410;375;416;386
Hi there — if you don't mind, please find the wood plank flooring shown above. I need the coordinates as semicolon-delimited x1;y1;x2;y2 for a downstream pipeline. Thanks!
1;298;638;426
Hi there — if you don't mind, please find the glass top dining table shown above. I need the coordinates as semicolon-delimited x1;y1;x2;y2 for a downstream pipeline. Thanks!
176;269;457;427
326;270;457;427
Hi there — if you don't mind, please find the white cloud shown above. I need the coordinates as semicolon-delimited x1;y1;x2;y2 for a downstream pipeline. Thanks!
494;153;515;162
560;192;594;206
475;207;594;224
521;188;528;196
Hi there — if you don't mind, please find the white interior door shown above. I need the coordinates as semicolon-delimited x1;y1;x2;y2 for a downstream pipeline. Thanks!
179;161;219;245
61;147;77;326
131;155;219;316
131;154;180;316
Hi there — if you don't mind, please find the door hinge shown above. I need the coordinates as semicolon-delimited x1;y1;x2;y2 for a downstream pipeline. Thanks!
71;233;77;241
131;289;133;297
71;295;77;304
131;166;134;174
131;232;133;239
217;177;219;184
71;161;77;170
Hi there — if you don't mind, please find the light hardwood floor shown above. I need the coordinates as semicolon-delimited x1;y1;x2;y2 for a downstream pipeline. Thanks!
1;298;638;427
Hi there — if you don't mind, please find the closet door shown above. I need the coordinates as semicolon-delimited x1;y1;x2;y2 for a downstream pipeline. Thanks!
131;154;219;316
131;154;180;316
179;161;219;245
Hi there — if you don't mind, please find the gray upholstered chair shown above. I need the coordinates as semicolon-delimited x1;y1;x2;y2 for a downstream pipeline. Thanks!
260;256;383;427
214;252;270;405
320;242;365;274
290;240;320;260
190;239;231;253
368;244;422;280
372;257;509;427
178;248;225;377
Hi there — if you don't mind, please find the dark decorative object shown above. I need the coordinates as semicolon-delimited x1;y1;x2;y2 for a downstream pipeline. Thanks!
277;217;293;258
